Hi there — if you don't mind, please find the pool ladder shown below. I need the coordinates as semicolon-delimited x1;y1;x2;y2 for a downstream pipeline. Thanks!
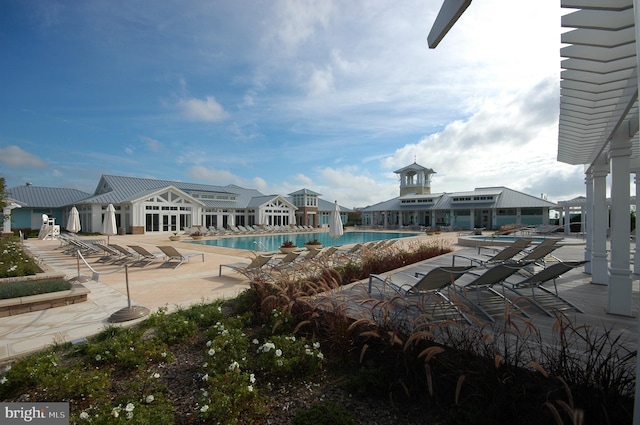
253;241;268;251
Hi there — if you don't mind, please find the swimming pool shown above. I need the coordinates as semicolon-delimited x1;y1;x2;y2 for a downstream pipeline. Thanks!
188;231;419;252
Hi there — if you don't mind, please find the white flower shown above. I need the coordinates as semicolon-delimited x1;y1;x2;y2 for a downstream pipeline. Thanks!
228;361;240;372
202;373;209;381
261;342;275;352
111;409;120;418
200;405;209;413
275;349;282;357
317;352;324;360
95;354;102;361
313;342;320;349
161;352;167;357
252;339;259;345
206;340;212;347
208;348;215;356
247;385;253;392
125;403;135;412
152;372;160;379
127;412;134;420
80;411;89;420
249;373;256;384
0;377;7;384
145;395;155;403
276;360;283;367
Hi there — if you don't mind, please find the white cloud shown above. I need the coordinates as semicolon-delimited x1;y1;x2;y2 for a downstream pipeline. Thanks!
307;67;334;96
187;165;255;188
0;146;47;168
140;136;163;152
177;96;228;122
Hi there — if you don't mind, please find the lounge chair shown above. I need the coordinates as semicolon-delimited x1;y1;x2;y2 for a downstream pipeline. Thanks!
509;243;561;267
62;239;102;257
454;262;533;322
501;260;588;316
452;239;532;267
219;254;273;278
92;243;124;263
127;245;164;267
369;266;475;295
157;245;205;269
336;243;363;263
109;244;137;264
268;252;301;270
369;266;475;323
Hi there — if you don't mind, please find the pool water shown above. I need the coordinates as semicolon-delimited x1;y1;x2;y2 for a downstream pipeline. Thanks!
188;231;419;252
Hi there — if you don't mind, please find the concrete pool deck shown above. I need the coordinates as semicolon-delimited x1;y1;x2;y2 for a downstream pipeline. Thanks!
0;229;444;362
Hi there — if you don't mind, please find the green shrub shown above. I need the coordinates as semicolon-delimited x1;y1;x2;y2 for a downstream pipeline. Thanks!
0;279;71;299
139;306;198;344
254;334;324;379
0;238;41;278
82;326;171;371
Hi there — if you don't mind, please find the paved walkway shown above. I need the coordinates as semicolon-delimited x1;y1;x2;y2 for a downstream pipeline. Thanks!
0;231;631;364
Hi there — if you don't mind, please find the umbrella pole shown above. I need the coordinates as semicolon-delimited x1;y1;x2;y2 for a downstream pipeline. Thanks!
125;265;131;308
108;264;149;323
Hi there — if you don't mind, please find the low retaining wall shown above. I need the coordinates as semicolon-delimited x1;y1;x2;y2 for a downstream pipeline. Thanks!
0;283;90;317
0;264;90;317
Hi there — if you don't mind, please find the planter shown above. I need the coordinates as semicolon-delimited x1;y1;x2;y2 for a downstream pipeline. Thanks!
305;243;322;250
169;235;182;241
0;282;90;318
279;246;298;254
191;235;204;240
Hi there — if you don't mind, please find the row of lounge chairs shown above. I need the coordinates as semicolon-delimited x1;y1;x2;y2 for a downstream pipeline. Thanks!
185;224;318;237
368;237;587;323
218;240;395;280
58;236;203;269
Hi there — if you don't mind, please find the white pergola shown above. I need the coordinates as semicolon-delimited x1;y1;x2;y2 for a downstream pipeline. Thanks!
429;1;640;420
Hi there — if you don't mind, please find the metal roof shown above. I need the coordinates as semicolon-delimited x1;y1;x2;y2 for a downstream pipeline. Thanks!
5;184;91;208
288;188;322;196
558;0;640;168
361;187;556;212
82;175;264;208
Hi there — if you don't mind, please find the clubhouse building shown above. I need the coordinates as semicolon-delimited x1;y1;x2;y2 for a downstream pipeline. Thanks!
4;176;351;235
359;162;557;231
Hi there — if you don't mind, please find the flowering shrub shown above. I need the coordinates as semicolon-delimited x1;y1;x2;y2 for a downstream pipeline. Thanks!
0;238;40;278
255;334;324;378
82;325;172;370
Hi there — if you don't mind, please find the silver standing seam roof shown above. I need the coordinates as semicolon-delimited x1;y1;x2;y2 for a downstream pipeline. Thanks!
360;187;556;212
5;185;91;208
7;175;353;213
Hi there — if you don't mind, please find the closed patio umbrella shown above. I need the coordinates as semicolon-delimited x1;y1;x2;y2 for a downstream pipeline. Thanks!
66;206;81;238
102;203;117;244
329;201;344;241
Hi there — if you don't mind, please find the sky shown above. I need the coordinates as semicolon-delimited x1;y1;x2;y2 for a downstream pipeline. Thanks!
0;0;584;209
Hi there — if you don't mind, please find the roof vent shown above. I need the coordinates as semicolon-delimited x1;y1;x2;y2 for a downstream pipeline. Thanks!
26;182;32;186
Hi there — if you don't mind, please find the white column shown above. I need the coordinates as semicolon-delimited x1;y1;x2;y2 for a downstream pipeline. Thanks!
608;129;633;316
584;172;593;274
563;205;570;235
2;207;11;233
636;173;640;274
591;159;609;285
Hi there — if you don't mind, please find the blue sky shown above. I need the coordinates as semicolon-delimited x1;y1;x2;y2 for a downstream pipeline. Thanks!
0;0;583;208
